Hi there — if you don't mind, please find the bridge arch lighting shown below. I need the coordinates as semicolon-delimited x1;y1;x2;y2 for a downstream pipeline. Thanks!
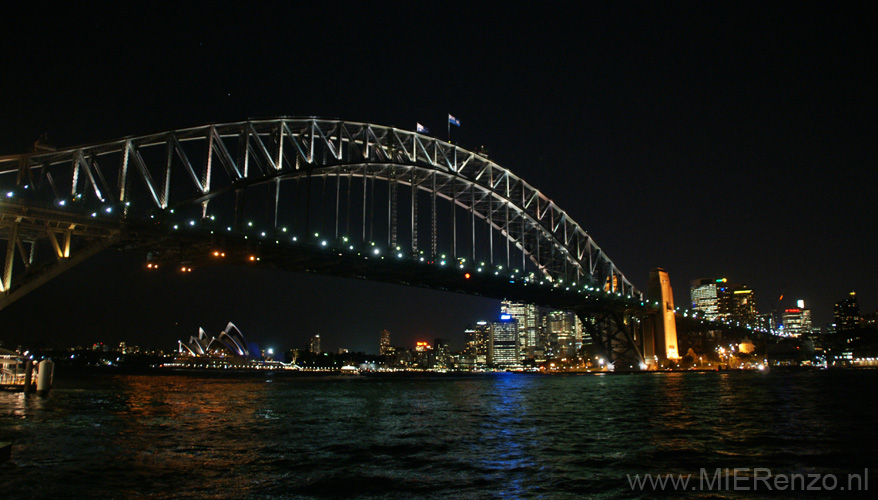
0;118;651;362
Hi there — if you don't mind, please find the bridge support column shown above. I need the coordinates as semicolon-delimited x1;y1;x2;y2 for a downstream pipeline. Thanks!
644;268;680;368
1;222;18;293
578;309;646;371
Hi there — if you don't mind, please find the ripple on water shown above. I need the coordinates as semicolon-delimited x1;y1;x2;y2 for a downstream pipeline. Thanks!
1;370;876;499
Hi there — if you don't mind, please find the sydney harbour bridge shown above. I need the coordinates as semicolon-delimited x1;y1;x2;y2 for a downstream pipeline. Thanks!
0;118;732;369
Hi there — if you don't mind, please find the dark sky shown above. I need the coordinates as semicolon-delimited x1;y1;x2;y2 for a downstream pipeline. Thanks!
1;3;875;352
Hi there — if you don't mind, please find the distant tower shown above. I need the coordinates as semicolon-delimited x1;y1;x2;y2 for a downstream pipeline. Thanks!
464;321;491;364
781;299;812;337
500;300;539;360
645;268;679;365
834;292;861;332
545;310;578;358
309;334;321;354
379;329;391;355
715;281;757;324
489;314;519;368
690;278;720;320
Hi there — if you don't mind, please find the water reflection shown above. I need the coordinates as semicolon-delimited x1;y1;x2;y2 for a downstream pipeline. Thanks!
2;370;876;499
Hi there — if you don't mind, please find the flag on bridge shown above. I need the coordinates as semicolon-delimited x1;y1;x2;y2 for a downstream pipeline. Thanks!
416;123;429;134
448;114;460;127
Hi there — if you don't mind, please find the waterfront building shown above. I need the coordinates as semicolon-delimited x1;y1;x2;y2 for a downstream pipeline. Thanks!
739;337;756;354
717;282;757;324
834;292;861;332
309;334;321;354
545;310;579;358
379;329;391;355
178;322;250;358
432;338;451;369
500;300;539;360
464;321;491;365
489;315;520;368
690;278;721;320
781;300;812;337
757;312;776;331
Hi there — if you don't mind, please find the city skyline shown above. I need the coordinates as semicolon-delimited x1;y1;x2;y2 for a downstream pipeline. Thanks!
1;4;875;350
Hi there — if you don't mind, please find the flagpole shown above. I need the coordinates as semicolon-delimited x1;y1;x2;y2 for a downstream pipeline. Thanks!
447;116;450;143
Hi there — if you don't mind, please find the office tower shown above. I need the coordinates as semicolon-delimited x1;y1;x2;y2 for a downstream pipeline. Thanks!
716;281;757;324
464;321;491;364
309;334;321;354
489;315;519;368
545;310;578;358
834;292;861;332
379;329;391;355
500;300;539;359
433;338;451;369
782;300;812;337
690;278;721;320
757;313;776;331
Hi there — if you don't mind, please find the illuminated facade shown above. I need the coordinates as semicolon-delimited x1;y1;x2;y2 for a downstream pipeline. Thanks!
309;334;321;354
489;315;520;368
690;278;721;320
379;329;391;355
545;310;580;358
716;282;757;324
781;300;812;337
465;321;491;364
645;268;679;364
834;292;861;331
501;300;539;359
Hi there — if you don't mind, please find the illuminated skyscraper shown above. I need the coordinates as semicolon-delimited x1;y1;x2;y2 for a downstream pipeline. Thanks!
464;321;491;364
500;300;539;360
834;292;861;332
781;300;812;337
690;278;721;320
433;338;451;369
489;315;519;368
545;310;579;358
379;329;391;355
309;334;321;354
716;282;757;324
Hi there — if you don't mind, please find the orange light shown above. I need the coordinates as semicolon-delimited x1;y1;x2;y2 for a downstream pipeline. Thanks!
464;273;471;279
249;255;256;261
213;251;220;256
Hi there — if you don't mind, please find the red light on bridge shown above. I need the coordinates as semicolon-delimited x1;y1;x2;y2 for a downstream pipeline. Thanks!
464;273;471;279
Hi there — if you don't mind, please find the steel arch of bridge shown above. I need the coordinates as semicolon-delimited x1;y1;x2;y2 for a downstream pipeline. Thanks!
0;118;639;300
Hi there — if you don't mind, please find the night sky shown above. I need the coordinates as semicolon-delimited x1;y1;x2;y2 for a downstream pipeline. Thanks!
1;4;875;353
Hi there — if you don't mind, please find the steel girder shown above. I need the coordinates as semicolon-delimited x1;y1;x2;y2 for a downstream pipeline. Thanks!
0;202;121;309
0;119;639;297
578;309;647;369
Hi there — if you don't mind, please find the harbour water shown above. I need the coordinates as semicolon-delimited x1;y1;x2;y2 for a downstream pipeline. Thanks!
1;369;875;499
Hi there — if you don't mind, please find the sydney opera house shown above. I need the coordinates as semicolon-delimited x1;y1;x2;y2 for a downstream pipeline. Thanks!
177;322;251;360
